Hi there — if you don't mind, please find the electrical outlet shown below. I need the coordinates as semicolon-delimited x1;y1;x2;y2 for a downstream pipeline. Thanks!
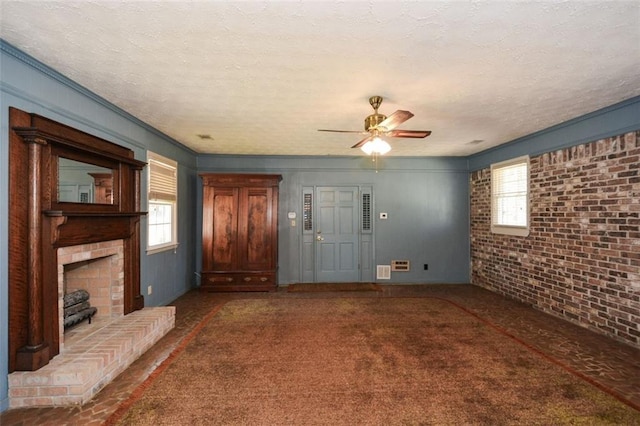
423;264;428;271
147;285;153;295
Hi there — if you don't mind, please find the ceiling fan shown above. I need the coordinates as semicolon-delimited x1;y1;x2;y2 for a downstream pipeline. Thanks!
318;96;431;155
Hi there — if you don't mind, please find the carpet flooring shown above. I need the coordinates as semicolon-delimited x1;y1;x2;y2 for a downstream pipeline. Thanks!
107;297;640;425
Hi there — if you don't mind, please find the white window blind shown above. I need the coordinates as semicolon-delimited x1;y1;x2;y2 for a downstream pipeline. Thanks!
491;156;529;236
149;157;177;202
147;152;178;253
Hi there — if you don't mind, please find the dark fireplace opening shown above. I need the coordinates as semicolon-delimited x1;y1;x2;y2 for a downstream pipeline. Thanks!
57;240;125;348
63;289;97;329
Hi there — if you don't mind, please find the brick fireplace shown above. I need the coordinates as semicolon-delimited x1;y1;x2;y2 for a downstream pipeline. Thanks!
8;108;175;407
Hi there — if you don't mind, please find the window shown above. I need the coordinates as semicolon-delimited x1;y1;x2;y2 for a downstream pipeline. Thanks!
491;155;529;236
147;151;178;253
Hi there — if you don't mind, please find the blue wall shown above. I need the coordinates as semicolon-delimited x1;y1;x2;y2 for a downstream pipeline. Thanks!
1;37;639;413
197;156;471;285
0;41;199;412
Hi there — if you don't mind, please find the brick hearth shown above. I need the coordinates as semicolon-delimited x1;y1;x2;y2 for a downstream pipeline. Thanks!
8;307;175;408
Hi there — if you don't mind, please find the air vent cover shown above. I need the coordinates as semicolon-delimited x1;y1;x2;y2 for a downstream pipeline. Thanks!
376;265;391;280
391;260;410;271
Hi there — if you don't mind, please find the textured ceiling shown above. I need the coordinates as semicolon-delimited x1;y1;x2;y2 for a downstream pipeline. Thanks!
1;1;639;157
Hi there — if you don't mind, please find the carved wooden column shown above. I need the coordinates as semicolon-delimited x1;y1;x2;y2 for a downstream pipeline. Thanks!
131;166;145;311
15;133;50;371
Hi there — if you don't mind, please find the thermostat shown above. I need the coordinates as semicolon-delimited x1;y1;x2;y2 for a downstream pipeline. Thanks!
287;212;297;219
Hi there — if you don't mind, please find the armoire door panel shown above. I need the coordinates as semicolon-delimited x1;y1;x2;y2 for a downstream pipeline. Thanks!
211;188;239;270
241;187;273;270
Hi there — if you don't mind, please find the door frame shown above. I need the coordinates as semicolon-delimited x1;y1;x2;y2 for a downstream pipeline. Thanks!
300;184;374;283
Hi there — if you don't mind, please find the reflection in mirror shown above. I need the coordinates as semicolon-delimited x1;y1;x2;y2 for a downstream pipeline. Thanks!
58;158;114;204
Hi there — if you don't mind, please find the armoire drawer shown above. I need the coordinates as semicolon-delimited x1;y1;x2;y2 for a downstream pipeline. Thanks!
238;274;275;285
203;274;236;285
200;272;276;292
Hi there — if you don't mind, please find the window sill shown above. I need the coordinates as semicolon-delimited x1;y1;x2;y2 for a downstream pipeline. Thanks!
491;225;529;237
146;242;179;255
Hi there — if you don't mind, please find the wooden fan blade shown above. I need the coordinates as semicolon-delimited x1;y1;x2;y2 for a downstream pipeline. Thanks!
387;129;432;138
351;135;373;149
318;129;366;134
376;110;414;131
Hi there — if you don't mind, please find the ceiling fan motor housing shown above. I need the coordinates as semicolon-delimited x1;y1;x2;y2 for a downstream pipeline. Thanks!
364;113;387;131
365;96;386;131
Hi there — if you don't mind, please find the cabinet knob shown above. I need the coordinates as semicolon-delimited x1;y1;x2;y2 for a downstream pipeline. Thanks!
243;277;251;282
260;277;268;282
226;277;233;282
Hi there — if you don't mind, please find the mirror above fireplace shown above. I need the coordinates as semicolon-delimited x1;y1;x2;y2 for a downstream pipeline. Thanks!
58;157;114;204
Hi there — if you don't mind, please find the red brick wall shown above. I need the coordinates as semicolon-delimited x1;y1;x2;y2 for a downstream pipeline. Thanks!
470;131;640;348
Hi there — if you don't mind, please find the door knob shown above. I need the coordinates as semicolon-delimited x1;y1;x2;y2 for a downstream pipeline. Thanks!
316;235;324;241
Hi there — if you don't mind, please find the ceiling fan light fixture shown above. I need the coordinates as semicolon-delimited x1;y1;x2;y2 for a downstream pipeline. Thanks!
318;96;431;154
361;137;391;155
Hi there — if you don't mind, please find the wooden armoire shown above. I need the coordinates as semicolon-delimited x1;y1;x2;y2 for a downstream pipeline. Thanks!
200;173;282;291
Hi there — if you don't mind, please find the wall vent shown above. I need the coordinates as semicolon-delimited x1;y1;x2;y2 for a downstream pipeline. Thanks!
376;265;391;280
391;260;410;271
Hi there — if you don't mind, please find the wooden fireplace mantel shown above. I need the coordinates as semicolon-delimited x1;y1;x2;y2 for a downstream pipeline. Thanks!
44;211;146;247
8;108;147;372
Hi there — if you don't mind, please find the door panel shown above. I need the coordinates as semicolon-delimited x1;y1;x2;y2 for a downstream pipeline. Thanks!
206;187;238;271
339;242;356;270
339;206;355;233
241;187;274;270
320;207;336;233
316;186;359;282
319;243;335;270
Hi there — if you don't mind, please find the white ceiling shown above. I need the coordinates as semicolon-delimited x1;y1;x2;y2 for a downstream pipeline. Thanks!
1;1;639;157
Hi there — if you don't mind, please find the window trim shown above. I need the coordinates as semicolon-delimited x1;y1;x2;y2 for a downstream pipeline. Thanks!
490;155;530;237
146;151;179;254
